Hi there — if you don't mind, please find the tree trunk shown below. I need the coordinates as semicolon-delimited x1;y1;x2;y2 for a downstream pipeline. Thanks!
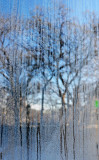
60;93;68;159
41;87;44;123
26;104;30;160
19;88;22;146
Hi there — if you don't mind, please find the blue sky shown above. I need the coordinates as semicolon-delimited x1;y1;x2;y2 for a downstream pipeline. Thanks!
0;0;99;20
0;0;45;17
65;0;99;22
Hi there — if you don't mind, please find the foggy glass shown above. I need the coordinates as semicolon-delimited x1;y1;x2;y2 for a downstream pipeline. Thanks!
0;0;99;160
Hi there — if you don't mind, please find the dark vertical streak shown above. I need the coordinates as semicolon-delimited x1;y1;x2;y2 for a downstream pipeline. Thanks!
26;104;30;160
20;88;22;147
96;108;99;159
1;125;3;147
0;152;2;160
1;109;4;147
36;122;41;160
19;123;22;147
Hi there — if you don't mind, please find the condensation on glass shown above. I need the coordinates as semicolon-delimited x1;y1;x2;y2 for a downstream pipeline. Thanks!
0;0;99;159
